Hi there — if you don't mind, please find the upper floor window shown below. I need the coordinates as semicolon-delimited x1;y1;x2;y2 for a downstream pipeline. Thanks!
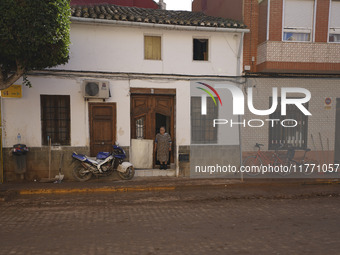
329;0;340;43
144;36;161;60
193;38;209;61
283;0;315;42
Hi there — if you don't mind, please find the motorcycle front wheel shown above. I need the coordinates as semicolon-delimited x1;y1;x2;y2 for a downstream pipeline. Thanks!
73;163;93;182
118;166;135;180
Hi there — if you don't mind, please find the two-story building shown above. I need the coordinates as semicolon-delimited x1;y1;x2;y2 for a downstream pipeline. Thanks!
194;0;340;167
2;4;248;181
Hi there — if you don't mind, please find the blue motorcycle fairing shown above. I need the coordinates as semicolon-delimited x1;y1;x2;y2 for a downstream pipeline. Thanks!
112;145;126;159
72;153;101;165
73;144;127;163
96;152;111;160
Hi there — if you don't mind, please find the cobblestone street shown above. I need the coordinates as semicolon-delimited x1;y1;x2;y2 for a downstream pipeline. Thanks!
1;186;340;255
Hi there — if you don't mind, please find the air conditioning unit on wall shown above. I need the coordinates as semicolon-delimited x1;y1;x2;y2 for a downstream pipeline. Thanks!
83;80;110;99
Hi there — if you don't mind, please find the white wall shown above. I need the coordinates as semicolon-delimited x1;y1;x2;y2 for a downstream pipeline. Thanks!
2;76;86;148
1;76;191;148
56;23;241;76
2;22;241;149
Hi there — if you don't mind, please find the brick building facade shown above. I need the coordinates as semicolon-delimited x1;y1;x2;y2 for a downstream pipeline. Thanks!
193;0;340;166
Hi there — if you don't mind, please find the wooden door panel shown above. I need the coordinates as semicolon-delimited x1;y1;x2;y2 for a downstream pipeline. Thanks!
92;121;112;140
133;98;148;108
92;106;112;117
131;94;175;166
155;97;172;110
131;96;149;115
89;103;116;156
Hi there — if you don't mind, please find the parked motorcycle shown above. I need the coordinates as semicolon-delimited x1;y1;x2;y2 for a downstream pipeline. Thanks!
71;144;134;181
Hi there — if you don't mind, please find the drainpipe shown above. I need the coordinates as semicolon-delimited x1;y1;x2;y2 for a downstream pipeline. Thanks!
237;32;245;181
237;32;244;77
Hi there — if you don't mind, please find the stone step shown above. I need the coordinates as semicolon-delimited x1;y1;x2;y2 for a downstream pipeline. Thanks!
134;169;176;177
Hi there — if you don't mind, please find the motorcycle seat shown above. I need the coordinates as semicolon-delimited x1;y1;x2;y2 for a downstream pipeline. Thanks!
72;153;87;161
72;153;99;165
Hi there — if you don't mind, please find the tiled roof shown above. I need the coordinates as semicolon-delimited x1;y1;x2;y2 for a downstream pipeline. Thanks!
71;4;246;29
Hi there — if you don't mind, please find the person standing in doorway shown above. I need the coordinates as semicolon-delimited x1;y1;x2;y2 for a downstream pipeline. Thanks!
154;126;172;170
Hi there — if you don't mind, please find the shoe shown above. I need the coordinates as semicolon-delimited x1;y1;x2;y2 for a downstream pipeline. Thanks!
159;164;163;170
163;164;168;170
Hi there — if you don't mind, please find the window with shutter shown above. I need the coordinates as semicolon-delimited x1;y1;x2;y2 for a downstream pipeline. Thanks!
283;0;315;42
144;36;161;60
329;0;340;43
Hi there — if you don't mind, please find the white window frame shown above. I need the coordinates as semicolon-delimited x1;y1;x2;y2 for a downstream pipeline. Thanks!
282;0;316;43
328;0;340;43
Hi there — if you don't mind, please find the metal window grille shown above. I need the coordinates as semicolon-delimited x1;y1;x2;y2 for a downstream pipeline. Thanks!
136;117;145;139
191;97;218;144
268;97;308;149
41;95;70;146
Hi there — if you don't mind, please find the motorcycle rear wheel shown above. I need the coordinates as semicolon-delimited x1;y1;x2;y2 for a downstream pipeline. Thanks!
118;166;135;180
73;164;93;182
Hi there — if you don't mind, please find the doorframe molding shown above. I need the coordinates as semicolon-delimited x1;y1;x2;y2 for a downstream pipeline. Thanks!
130;88;176;95
130;92;176;167
88;102;117;156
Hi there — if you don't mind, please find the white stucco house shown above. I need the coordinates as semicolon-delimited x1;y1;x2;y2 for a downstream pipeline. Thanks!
2;4;248;181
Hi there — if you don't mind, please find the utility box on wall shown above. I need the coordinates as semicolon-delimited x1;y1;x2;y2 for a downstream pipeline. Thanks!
83;81;110;99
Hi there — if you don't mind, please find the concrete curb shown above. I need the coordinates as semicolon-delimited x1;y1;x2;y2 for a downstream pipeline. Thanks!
19;186;176;195
15;179;340;196
0;178;339;201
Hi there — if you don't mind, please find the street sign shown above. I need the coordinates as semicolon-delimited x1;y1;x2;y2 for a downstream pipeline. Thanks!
324;97;332;110
325;97;332;106
1;85;22;98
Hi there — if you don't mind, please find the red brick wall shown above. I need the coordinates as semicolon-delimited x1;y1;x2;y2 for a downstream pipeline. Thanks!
269;0;283;41
194;0;338;74
315;0;330;42
258;0;268;44
243;0;259;72
192;0;202;12
192;0;243;22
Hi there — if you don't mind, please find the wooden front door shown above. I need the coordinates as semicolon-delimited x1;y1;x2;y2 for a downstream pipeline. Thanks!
89;103;116;157
131;94;175;165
